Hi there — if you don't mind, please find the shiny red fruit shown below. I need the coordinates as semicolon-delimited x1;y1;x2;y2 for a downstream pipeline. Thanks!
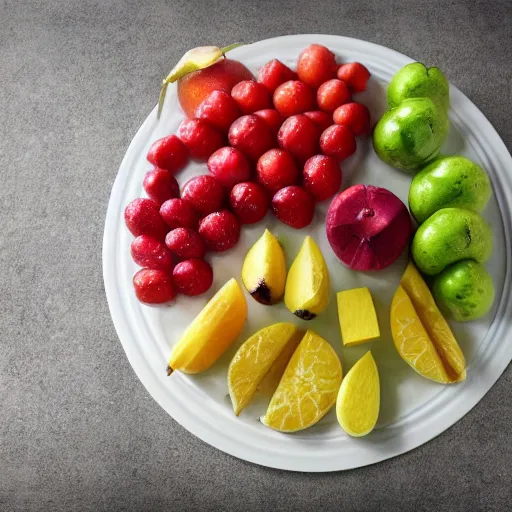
277;114;320;163
303;155;342;201
173;259;213;296
177;119;224;160
159;198;199;230
131;235;174;271
146;135;189;174
273;80;316;117
337;62;371;93
272;186;315;229
304;111;333;132
257;59;297;93
297;44;337;88
229;181;270;224
133;268;176;304
333;102;371;136
207;147;251;189
124;198;168;241
195;90;241;132
199;210;241;252
182;175;225;216
228;114;274;161
317;79;351;112
165;227;206;260
253;109;283;136
320;124;357;161
143;167;180;205
231;80;272;114
256;149;299;194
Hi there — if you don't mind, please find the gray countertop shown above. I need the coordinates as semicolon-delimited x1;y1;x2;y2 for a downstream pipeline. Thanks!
1;1;511;510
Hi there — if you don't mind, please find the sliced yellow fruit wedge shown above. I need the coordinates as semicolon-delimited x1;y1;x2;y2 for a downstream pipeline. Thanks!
228;323;302;415
336;351;380;437
261;329;342;433
167;278;247;374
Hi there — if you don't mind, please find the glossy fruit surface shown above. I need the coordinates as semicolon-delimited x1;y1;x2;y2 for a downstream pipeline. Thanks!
277;114;320;163
177;119;225;160
143;167;180;205
228;114;274;161
199;210;241;251
195;90;241;132
159;198;199;230
303;155;342;201
304;110;333;132
333;102;371;136
131;235;174;272
146;134;189;174
272;186;315;229
182;175;225;216
316;79;351;112
297;44;337;88
125;198;168;241
257;59;297;92
165;227;206;260
256;149;299;194
273;80;316;117
207;147;251;189
133;268;176;304
337;62;371;93
320;124;357;161
173;259;214;296
229;182;269;224
253;109;283;136
231;80;271;114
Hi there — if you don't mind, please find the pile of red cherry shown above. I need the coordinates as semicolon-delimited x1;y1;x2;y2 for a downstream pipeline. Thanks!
124;44;371;305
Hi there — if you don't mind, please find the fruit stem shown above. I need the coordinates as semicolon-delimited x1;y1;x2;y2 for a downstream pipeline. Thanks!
166;365;174;376
219;42;245;55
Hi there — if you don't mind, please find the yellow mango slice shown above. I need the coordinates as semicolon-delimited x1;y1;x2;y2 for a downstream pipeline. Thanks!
261;329;342;433
336;351;380;437
337;287;380;346
228;323;302;415
167;278;247;374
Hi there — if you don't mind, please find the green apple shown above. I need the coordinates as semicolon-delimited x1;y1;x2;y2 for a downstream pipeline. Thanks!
433;260;495;321
411;207;493;275
409;155;492;223
373;97;448;172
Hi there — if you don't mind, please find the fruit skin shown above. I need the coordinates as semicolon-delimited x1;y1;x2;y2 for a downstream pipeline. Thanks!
177;119;225;160
272;186;315;230
432;260;495;322
131;235;174;272
241;229;286;305
273;80;316;117
167;278;247;374
133;268;176;304
125;198;169;242
320;124;357;161
198;210;241;252
336;351;380;437
285;236;329;320
146;135;189;174
194;90;241;132
253;109;283;136
337;62;371;93
143;167;180;205
229;182;269;225
304;110;333;132
207;147;251;189
333;102;371;136
159;198;199;230
165;227;206;260
181;175;225;216
173;259;213;296
387;62;449;112
297;44;337;89
411;207;493;275
408;155;492;224
177;58;254;118
373;97;448;172
316;79;351;112
257;59;297;93
302;155;342;201
277;114;320;164
228;114;274;161
256;149;299;194
326;184;412;271
231;80;271;114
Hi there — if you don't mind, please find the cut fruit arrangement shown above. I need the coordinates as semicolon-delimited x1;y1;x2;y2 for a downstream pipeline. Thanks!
122;42;497;438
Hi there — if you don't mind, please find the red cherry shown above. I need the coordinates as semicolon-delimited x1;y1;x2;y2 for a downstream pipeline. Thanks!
124;198;168;241
198;210;241;252
173;259;213;296
131;235;174;271
228;114;274;161
146;135;189;174
257;59;298;93
273;80;316;117
195;90;241;132
297;44;337;88
303;155;342;201
207;147;251;189
304;111;333;132
317;79;351;112
231;80;272;114
182;175;225;216
277;114;320;164
320;124;357;161
159;198;199;230
229;182;270;224
165;227;206;260
253;109;284;136
143;167;180;205
337;62;371;93
272;186;315;229
177;119;224;160
133;268;176;304
256;149;299;194
333;102;371;136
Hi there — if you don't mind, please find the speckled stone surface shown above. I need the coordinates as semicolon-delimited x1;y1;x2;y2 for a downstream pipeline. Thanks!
1;1;511;510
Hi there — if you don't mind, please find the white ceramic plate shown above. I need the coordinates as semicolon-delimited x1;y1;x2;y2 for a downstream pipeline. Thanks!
103;35;512;472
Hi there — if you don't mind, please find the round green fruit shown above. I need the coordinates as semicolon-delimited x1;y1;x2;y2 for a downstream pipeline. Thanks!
373;97;448;172
409;155;492;223
433;260;495;321
411;207;493;275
